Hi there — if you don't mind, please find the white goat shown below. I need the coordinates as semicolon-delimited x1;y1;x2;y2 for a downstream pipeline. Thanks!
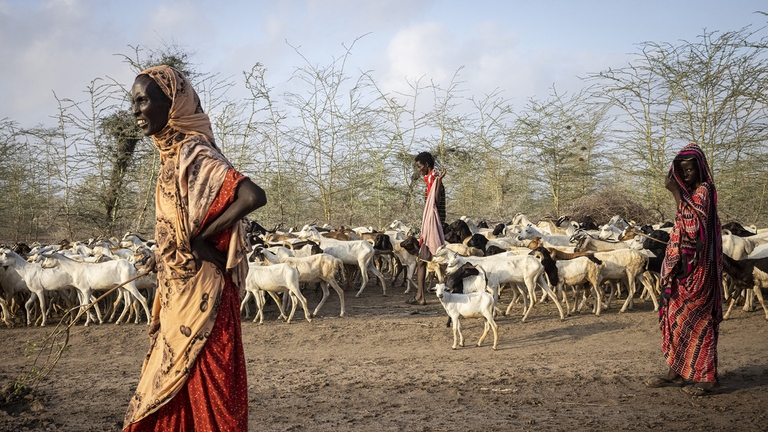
432;246;565;322
277;253;346;318
298;225;387;297
242;262;311;324
516;225;573;247
511;213;535;228
748;243;768;259
90;240;135;261
597;224;623;241
571;230;630;252
40;253;151;326
119;232;155;251
722;234;755;260
435;283;498;350
530;247;605;316
444;243;484;257
388;220;411;234
0;249;100;326
592;249;650;313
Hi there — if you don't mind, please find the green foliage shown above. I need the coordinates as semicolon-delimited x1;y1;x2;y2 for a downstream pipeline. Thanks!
24;341;37;359
98;109;143;232
120;41;200;80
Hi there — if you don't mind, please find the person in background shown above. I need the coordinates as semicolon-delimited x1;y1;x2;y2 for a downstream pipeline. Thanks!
124;65;266;431
406;151;446;306
645;142;723;396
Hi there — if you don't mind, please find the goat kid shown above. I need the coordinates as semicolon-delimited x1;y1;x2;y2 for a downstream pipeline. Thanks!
435;282;498;350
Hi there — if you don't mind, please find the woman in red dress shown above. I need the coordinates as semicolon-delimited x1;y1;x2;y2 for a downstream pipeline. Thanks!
124;65;266;431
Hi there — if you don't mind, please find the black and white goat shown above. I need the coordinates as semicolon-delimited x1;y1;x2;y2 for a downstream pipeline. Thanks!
721;255;768;320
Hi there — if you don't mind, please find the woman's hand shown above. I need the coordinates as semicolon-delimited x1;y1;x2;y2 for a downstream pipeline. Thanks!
664;172;677;192
665;171;682;204
191;237;227;273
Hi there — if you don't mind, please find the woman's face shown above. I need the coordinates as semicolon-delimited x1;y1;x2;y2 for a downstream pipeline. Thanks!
679;159;700;188
416;161;430;176
131;76;171;137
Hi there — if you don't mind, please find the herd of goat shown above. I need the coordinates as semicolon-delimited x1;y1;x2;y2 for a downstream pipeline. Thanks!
0;213;766;350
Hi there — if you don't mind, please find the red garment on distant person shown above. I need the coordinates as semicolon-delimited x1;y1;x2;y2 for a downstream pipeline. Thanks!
420;170;445;255
424;169;438;199
125;169;248;432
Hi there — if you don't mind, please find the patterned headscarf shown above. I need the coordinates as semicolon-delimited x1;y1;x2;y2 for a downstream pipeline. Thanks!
138;65;216;156
670;143;722;264
669;142;718;214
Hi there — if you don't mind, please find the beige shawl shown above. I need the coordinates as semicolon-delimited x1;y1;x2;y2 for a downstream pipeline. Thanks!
124;66;249;427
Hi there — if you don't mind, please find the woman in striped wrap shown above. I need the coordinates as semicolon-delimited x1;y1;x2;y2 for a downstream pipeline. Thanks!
645;143;723;396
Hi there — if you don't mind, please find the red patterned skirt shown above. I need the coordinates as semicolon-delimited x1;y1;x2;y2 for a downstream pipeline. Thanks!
660;251;720;383
124;275;248;432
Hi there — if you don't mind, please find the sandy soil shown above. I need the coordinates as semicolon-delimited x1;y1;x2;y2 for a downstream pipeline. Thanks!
1;280;766;432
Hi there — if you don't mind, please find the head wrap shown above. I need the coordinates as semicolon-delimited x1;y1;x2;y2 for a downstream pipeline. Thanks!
137;65;216;156
669;142;718;212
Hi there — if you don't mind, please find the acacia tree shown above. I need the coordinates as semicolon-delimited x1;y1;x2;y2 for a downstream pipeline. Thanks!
98;110;142;232
589;55;677;218
662;28;768;223
46;75;133;237
34;94;96;240
515;88;608;217
421;69;471;221
241;63;301;226
283;38;369;223
593;26;768;223
365;73;432;226
462;90;519;221
0;120;47;241
331;74;385;226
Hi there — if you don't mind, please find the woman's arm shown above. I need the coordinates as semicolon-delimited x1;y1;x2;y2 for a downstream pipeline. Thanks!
435;168;448;204
192;178;266;271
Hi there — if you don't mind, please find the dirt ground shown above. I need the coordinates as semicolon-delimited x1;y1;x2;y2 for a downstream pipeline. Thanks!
1;280;766;432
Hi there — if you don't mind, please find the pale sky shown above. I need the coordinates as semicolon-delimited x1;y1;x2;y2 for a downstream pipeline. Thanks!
1;0;766;127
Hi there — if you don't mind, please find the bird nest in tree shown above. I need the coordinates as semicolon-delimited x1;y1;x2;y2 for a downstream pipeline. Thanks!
568;189;657;226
